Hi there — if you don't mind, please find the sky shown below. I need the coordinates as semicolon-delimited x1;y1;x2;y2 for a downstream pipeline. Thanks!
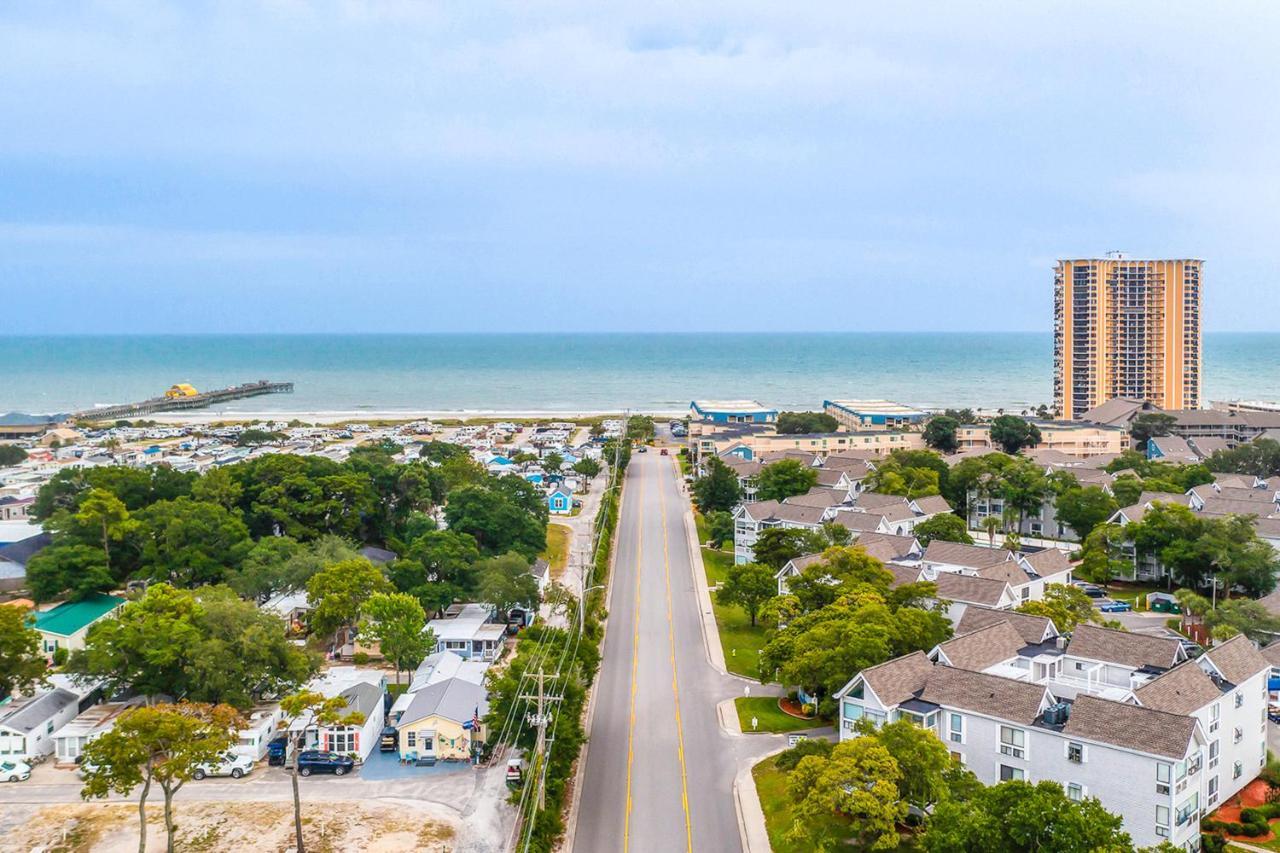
2;2;1279;334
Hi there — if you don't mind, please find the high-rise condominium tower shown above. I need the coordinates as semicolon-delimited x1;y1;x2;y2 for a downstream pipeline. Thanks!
1053;253;1202;419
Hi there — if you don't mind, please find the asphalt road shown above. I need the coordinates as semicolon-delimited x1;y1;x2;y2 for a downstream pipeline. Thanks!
576;451;754;853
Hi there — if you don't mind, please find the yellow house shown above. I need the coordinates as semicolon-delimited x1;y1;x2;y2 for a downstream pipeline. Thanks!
165;383;200;398
396;678;488;762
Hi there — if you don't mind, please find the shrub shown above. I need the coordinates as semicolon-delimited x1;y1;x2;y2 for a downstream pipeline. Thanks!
774;738;834;771
352;651;370;665
1201;833;1228;853
52;646;69;667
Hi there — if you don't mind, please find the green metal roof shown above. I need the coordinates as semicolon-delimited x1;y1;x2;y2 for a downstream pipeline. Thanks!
32;593;125;637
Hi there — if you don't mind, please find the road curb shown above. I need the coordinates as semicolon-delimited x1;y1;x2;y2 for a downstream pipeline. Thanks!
562;466;628;853
717;698;743;736
733;746;787;853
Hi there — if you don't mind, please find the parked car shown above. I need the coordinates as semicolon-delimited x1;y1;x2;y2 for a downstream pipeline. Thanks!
1076;584;1106;599
1098;600;1132;613
0;760;31;783
636;446;647;453
297;750;355;777
192;752;255;780
1268;709;1280;725
379;727;398;753
267;735;289;766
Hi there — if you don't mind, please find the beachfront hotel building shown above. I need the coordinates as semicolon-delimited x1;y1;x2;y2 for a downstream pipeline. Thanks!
1053;254;1203;420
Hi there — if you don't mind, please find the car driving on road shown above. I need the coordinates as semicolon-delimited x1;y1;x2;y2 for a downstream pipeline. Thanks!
297;750;355;777
192;752;256;780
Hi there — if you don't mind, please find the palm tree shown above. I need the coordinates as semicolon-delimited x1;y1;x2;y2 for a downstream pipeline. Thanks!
982;515;1001;546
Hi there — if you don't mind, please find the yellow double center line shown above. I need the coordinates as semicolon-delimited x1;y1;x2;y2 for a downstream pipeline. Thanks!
621;458;694;853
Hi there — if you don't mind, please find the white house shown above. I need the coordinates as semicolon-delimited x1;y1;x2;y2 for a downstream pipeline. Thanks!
287;666;386;763
426;604;508;662
53;698;145;765
233;704;284;761
0;675;102;762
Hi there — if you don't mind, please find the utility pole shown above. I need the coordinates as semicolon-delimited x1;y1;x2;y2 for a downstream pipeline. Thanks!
519;668;562;811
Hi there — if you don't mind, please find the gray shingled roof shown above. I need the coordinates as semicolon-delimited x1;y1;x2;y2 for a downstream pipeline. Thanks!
934;621;1026;671
399;676;489;727
917;666;1049;725
932;572;1011;607
1063;694;1198;760
1066;624;1181;670
340;682;384;718
1133;662;1225;716
954;606;1056;645
0;688;79;734
856;651;935;706
1200;634;1270;685
922;541;1013;570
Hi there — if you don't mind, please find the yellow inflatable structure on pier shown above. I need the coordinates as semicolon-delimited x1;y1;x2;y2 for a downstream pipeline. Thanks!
164;383;200;399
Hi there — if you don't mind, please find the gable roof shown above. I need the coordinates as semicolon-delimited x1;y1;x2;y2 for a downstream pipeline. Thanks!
0;532;53;568
886;563;924;588
1079;397;1151;427
856;492;913;512
339;681;384;717
855;651;935;706
917;666;1049;725
0;688;79;734
812;468;851;488
399;676;489;727
1261;640;1280;669
1063;694;1198;760
932;572;1012;608
738;500;828;526
1019;548;1073;579
855;532;921;563
32;593;126;637
1133;661;1225;716
831;512;889;533
954;606;1056;645
1200;634;1270;685
933;621;1026;671
1066;624;1182;670
922;541;1013;570
977;561;1032;588
783;488;850;508
1199;497;1279;518
910;495;952;516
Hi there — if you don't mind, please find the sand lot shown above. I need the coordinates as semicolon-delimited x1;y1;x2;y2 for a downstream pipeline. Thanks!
0;799;455;853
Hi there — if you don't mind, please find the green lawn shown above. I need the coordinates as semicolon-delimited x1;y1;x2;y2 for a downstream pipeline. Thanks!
715;601;769;679
753;755;852;853
541;523;572;580
1100;581;1165;609
735;697;818;733
693;510;734;586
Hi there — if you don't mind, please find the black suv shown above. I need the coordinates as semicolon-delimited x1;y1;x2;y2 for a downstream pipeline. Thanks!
297;750;355;777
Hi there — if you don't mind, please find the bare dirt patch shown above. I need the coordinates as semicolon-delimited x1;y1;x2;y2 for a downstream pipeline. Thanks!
1;800;456;853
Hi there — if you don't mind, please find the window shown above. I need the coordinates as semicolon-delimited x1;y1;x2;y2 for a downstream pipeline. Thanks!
1209;739;1219;769
46;720;55;735
950;751;964;765
999;764;1025;782
406;732;416;748
1175;793;1199;827
1210;702;1220;733
1235;761;1243;780
999;726;1025;759
1066;782;1083;801
949;713;964;744
1208;775;1219;806
1236;692;1245;709
1156;762;1171;795
1234;726;1243;745
1155;805;1170;838
328;726;357;755
1066;742;1084;764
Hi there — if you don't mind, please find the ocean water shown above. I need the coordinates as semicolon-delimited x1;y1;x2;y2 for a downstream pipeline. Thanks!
2;333;1278;416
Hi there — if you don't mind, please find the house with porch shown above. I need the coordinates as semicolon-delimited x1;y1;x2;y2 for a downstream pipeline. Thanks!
32;593;126;656
426;603;508;661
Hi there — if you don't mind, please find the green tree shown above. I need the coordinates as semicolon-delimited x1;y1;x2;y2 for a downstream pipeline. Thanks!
236;428;283;446
0;444;28;466
692;457;742;513
912;513;973;546
26;543;114;602
361;592;433;684
226;535;304;600
716;562;776;626
1054;486;1118;541
543;452;564;474
776;411;840;434
0;603;47;697
476;552;541;615
1016;583;1101;633
874;718;952;811
705;510;735;548
572;457;601;480
190;466;243;509
981;514;1002;545
419;440;470;464
280;691;366;853
1129;412;1178;448
1207;438;1280;478
68;487;136;571
990;415;1042;454
1111;474;1143;507
787;737;906;851
135;497;252;587
922;415;960;453
444;484;546;559
395;529;483;612
752;527;822;571
1077;523;1131;588
80;702;244;853
70;584;316;708
1204;598;1280;643
924;779;1131;853
306;558;393;652
756;459;819;501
